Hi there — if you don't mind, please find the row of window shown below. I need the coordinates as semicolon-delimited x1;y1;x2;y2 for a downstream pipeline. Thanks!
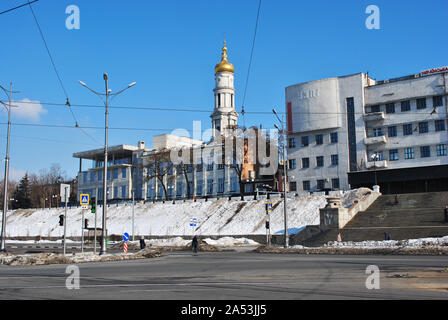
289;154;339;169
81;186;127;200
368;95;444;114
288;132;338;148
147;177;240;198
370;120;446;138
289;178;340;191
83;168;127;183
370;144;447;161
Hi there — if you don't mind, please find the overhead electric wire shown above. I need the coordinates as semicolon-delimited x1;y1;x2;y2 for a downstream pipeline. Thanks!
0;0;39;15
9;99;444;116
26;0;101;146
241;0;262;127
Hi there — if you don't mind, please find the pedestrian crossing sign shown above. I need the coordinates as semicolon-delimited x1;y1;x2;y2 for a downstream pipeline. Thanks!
80;194;89;205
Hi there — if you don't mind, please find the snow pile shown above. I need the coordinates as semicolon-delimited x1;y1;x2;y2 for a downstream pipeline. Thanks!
201;237;259;246
324;236;448;248
0;249;163;266
3;189;369;237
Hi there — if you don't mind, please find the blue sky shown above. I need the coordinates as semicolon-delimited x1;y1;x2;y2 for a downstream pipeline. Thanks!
0;0;447;181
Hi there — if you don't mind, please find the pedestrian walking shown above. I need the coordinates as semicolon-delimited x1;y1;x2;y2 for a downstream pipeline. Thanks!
192;235;199;254
139;236;146;250
384;233;390;241
337;232;342;242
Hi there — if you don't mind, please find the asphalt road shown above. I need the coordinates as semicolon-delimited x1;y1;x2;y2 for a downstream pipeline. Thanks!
0;251;447;300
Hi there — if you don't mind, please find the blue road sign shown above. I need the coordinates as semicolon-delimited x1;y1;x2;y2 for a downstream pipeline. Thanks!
123;232;130;242
80;194;89;205
268;202;273;211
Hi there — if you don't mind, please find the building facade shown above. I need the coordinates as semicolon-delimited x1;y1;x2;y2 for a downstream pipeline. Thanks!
74;42;278;201
286;68;448;194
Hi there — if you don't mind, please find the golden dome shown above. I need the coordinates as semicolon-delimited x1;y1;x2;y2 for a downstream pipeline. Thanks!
215;41;234;73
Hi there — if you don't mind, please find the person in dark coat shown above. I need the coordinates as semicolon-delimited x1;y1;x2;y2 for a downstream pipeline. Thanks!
192;235;199;253
139;236;146;250
384;233;391;241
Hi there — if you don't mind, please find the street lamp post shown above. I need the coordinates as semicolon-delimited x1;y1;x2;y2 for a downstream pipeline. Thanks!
79;74;136;255
273;108;289;248
0;83;18;252
371;153;379;187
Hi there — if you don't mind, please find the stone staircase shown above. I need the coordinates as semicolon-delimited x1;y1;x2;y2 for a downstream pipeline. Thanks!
298;192;448;247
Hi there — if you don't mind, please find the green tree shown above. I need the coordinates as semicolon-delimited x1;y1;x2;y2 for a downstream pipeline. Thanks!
12;173;32;209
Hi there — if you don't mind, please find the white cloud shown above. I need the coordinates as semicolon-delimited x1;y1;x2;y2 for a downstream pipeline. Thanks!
8;99;48;122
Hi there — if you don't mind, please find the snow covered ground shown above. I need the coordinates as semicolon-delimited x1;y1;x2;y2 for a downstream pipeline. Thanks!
2;188;370;238
322;236;448;248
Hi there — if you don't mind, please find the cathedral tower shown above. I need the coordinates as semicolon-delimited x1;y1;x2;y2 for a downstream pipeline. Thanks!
211;41;239;138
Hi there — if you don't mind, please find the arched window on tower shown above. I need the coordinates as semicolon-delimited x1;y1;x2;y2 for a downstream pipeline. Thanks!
218;94;221;108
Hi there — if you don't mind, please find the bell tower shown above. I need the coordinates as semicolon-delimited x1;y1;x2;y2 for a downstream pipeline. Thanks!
211;41;239;138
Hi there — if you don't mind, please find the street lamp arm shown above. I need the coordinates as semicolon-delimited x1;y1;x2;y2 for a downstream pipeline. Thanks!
109;83;137;102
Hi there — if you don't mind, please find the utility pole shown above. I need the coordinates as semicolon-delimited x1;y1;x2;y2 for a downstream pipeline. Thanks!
94;188;97;254
273;109;289;248
1;83;17;252
63;186;68;255
79;74;136;255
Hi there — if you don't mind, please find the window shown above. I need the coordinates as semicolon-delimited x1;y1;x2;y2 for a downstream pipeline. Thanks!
90;171;95;182
315;134;323;145
177;182;183;196
388;126;397;137
371;152;383;161
303;181;310;191
83;172;87;183
288;159;296;170
197;180;203;195
113;168;118;179
401;100;411;112
403;124;413;136
301;136;309;147
316;156;324;167
207;179;213;194
107;170;111;180
289;182;297;192
317;180;325;190
331;154;338;166
230;177;238;192
330;132;338;143
418;122;429;133
417;98;426;109
217;164;224;170
288;137;296;148
373;128;383;137
121;168;126;179
437;144;447;156
302;158;309;168
207;163;214;171
114;186;118;199
420;146;431;158
98;171;103;181
404;147;414;159
122;186;126;198
385;103;395;114
370;105;380;113
435;120;446;131
433;95;443;107
218;178;224;193
389;149;399;161
332;178;340;189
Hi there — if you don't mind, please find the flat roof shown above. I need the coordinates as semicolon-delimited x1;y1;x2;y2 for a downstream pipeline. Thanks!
73;145;139;160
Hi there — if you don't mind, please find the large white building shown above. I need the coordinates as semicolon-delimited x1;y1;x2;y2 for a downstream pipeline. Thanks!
286;67;448;194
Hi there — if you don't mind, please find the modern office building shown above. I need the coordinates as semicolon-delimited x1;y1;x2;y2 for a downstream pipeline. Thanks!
286;67;448;194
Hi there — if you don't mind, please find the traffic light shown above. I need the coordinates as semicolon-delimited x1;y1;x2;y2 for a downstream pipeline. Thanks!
91;197;96;213
84;218;88;229
265;221;270;229
59;215;64;226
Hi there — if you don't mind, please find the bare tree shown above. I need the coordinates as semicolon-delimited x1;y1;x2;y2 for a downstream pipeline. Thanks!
143;149;173;201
